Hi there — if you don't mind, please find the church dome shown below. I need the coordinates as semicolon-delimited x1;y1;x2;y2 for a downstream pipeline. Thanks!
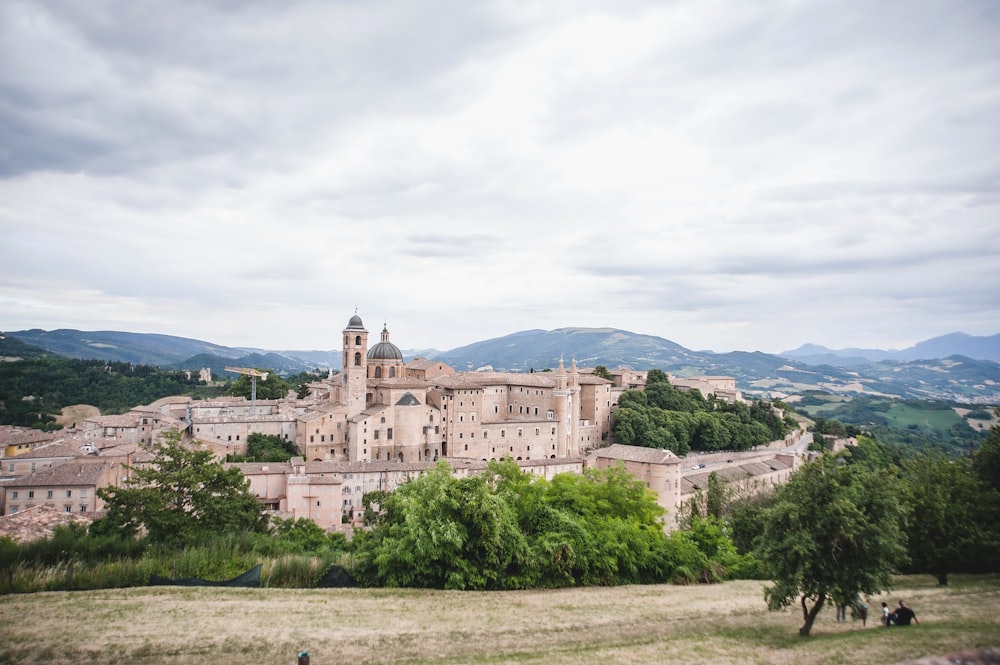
367;324;403;361
346;314;365;330
368;340;403;361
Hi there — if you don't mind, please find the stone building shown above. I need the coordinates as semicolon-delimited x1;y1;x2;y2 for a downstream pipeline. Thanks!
2;460;126;515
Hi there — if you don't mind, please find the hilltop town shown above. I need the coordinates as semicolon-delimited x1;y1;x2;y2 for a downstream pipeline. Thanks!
1;312;813;539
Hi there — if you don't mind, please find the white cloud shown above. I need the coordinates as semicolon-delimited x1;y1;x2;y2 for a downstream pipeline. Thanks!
1;0;998;356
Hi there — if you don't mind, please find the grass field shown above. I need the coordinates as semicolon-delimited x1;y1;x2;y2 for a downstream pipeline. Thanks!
54;404;100;428
1;575;998;665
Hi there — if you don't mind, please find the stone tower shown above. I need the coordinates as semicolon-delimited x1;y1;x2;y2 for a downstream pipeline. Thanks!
342;313;369;417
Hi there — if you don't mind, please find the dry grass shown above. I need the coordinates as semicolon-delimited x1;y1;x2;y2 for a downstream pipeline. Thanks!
1;575;998;665
54;404;100;428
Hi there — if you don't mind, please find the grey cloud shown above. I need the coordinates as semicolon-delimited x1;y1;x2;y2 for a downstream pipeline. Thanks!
0;0;514;178
401;233;503;259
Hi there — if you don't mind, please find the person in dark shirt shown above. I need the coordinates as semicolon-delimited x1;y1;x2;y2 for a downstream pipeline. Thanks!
891;600;919;626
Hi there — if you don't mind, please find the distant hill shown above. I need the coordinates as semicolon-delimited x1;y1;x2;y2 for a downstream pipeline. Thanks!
434;327;698;371
782;332;1000;364
7;329;247;367
8;327;1000;403
0;333;53;361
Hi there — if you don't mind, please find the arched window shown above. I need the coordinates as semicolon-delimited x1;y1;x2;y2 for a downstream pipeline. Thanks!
354;352;362;366
389;367;396;378
355;335;361;346
374;367;382;378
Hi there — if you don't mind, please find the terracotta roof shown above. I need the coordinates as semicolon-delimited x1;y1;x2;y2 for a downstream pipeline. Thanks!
577;375;613;385
406;359;453;371
0;505;95;543
14;443;82;460
0;427;58;446
84;415;140;427
595;444;679;464
227;462;294;475
437;373;558;389
6;461;116;488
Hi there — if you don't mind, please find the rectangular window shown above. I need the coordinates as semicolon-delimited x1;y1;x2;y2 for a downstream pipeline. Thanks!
11;491;17;499
80;489;88;498
46;490;53;499
66;490;72;498
374;431;379;440
80;505;87;512
387;428;393;440
28;491;34;498
65;506;72;513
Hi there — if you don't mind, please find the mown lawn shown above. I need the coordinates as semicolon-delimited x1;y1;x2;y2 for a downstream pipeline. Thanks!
1;575;998;665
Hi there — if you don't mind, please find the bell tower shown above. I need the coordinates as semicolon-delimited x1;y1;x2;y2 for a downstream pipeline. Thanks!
342;312;369;417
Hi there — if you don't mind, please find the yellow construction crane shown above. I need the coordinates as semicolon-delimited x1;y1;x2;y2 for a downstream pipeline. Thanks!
224;366;269;414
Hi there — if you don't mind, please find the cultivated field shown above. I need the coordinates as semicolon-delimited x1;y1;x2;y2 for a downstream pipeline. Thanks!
54;404;100;428
1;575;998;665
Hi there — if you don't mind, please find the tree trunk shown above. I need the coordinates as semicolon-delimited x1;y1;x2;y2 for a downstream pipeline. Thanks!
937;571;949;586
799;594;826;637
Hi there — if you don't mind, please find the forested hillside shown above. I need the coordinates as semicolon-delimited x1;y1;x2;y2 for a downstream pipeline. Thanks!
0;358;224;429
610;370;795;455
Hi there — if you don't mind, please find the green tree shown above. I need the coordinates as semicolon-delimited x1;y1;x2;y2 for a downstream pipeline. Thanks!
899;452;986;585
593;365;613;381
94;429;267;546
227;432;298;463
351;461;528;589
225;370;290;400
973;408;1000;491
646;369;669;385
757;453;906;637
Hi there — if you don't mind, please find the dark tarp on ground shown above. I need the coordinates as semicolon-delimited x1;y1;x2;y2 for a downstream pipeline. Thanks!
314;565;356;588
149;564;262;587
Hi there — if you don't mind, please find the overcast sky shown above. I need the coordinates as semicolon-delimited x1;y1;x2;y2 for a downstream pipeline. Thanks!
2;1;998;355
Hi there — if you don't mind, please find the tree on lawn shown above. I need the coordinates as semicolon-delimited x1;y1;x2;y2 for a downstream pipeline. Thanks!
900;451;986;585
94;429;267;546
757;452;906;637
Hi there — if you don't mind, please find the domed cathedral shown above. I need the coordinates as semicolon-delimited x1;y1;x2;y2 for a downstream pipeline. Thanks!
339;313;446;464
299;311;611;465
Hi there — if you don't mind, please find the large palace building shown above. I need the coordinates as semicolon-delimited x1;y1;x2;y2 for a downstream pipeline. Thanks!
298;313;615;464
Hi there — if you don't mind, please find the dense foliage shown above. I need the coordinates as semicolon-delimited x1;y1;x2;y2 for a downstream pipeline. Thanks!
226;433;299;463
225;370;292;400
0;519;351;593
758;452;907;637
0;357;223;428
93;430;268;547
611;372;792;454
351;460;748;590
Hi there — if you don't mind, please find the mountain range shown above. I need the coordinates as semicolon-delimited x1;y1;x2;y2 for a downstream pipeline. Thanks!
3;327;999;404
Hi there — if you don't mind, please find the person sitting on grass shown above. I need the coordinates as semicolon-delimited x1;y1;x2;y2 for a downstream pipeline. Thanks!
889;600;919;626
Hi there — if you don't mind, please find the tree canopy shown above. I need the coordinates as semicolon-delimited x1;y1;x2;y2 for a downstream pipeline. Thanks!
611;378;789;455
225;370;291;400
351;460;674;589
757;452;906;637
93;429;267;546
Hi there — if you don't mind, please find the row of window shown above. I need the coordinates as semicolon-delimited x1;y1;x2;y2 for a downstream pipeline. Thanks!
7;504;88;514
10;489;87;499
